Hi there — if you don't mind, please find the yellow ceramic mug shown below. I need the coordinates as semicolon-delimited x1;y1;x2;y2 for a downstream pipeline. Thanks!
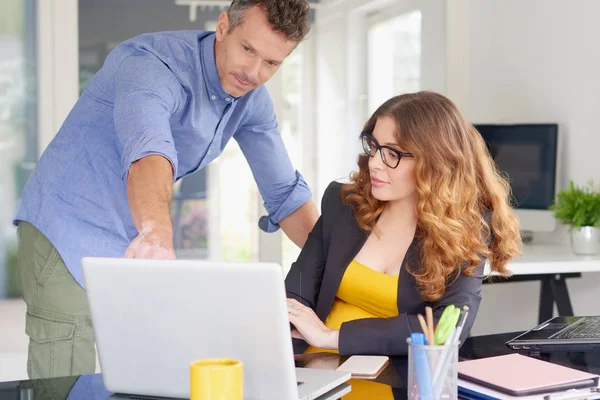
190;358;243;400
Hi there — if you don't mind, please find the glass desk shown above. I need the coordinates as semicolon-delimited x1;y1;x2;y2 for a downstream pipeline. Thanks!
2;332;600;400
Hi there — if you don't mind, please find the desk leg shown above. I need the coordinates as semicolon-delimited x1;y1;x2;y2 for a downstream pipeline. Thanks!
484;273;579;325
538;274;575;324
550;274;574;317
538;278;554;324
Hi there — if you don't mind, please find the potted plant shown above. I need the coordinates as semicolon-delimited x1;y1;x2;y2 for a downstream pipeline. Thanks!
550;180;600;255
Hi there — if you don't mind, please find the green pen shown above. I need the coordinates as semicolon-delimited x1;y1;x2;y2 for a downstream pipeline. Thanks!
434;305;461;345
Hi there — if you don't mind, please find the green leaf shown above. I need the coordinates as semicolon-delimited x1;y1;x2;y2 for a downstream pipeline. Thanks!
549;180;600;229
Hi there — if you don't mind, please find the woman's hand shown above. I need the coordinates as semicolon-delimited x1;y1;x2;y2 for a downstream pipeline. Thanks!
287;298;339;350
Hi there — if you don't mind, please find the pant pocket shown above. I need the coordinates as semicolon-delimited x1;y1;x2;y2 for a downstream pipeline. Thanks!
25;312;76;379
33;244;61;287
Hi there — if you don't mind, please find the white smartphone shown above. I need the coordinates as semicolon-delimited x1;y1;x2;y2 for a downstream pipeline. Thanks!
336;355;389;379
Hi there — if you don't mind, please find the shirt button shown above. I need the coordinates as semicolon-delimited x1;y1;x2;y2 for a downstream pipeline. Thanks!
211;95;216;100
225;97;231;102
207;150;212;155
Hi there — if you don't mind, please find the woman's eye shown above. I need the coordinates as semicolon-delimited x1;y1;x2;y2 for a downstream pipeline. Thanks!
387;151;399;159
243;45;250;52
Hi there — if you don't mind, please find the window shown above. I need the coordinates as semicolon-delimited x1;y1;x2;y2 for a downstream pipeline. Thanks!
279;44;305;272
367;9;422;114
212;142;260;262
0;0;38;298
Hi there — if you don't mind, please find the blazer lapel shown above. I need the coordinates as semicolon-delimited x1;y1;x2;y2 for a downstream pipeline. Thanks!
397;237;425;313
316;209;368;319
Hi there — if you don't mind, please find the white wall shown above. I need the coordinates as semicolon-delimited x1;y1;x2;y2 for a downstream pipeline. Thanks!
446;0;600;335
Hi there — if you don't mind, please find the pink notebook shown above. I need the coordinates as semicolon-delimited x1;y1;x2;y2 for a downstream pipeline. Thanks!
458;353;599;396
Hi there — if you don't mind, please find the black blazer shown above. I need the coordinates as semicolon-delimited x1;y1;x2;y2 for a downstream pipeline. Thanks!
285;181;486;356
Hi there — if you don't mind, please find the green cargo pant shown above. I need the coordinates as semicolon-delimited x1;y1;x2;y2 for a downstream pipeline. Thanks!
16;221;96;379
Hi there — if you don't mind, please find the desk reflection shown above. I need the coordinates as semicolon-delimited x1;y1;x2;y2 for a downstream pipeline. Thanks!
7;332;600;400
5;353;408;400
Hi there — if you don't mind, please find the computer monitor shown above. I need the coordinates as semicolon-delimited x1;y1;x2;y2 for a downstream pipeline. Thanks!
474;123;560;233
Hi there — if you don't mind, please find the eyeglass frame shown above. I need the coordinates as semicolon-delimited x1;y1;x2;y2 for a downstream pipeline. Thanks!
360;132;414;169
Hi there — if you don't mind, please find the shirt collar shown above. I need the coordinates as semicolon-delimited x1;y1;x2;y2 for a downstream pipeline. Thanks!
200;33;236;103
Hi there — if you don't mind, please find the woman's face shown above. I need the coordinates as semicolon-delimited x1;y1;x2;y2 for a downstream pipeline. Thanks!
367;116;417;203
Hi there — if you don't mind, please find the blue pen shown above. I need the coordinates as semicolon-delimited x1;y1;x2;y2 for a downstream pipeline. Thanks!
411;333;434;400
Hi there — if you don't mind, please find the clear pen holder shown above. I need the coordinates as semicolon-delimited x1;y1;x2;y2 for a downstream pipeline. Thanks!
407;337;459;400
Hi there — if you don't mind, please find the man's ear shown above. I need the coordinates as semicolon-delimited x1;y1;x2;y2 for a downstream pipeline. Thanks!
215;11;229;41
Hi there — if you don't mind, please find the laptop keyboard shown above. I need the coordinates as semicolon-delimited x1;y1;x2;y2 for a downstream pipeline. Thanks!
553;318;600;339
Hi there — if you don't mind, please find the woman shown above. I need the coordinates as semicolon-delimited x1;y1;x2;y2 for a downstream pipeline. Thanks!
285;91;522;357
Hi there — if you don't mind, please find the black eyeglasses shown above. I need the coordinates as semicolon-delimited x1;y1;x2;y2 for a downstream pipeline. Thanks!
360;132;414;169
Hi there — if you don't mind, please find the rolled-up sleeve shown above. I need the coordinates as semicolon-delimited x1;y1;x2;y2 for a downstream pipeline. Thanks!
234;88;312;232
113;53;183;181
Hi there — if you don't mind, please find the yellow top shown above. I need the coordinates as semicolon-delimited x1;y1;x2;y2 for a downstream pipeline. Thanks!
306;259;399;355
305;260;399;399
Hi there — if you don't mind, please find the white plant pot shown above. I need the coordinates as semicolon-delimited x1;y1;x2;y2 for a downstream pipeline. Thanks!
570;226;600;256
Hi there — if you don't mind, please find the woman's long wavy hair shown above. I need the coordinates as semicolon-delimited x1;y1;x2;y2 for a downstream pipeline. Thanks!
342;91;522;302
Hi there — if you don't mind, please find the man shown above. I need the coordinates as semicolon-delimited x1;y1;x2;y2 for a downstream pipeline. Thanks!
14;0;318;379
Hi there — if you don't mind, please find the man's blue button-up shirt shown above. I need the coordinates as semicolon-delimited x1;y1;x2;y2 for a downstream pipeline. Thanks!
14;31;311;287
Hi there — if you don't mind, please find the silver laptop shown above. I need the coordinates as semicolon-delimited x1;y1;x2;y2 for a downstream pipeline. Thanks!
82;257;350;400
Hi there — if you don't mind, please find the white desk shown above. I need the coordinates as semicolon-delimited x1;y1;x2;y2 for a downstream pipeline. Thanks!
507;242;600;275
484;242;600;324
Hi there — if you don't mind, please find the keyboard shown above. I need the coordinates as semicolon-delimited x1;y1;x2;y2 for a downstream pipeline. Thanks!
553;318;600;339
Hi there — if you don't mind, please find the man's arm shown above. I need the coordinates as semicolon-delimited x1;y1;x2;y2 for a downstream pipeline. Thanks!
234;87;314;248
124;155;176;259
279;199;319;248
112;52;184;258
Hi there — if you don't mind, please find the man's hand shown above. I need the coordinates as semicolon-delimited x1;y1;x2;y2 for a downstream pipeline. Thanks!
124;224;175;259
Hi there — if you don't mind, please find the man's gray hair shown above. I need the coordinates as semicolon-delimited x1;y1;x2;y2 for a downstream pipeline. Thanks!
227;0;311;42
